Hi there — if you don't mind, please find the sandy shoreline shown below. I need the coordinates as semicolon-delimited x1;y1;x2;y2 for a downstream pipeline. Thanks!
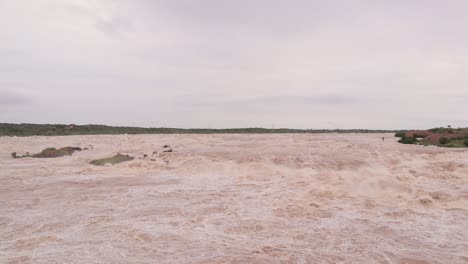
1;134;467;263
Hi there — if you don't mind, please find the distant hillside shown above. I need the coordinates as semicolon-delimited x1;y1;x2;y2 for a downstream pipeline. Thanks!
395;127;468;148
0;123;397;137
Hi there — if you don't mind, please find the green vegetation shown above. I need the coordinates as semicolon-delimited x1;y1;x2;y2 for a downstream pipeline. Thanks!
439;136;468;148
395;127;468;148
0;123;398;137
394;131;406;137
439;137;449;145
398;136;418;144
90;154;134;166
444;139;467;148
428;127;465;134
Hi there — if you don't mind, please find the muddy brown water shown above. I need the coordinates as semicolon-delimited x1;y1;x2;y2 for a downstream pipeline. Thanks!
1;134;467;263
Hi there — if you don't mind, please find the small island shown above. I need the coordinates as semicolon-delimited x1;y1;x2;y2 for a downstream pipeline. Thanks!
395;127;468;148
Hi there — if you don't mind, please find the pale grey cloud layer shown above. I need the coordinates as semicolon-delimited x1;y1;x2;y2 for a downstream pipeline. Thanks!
0;91;33;105
0;0;467;129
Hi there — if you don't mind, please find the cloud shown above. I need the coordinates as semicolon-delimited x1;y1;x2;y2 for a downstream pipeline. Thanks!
180;95;362;107
94;17;132;36
0;49;18;58
0;91;33;105
0;0;467;129
251;95;363;105
141;0;345;35
62;1;132;37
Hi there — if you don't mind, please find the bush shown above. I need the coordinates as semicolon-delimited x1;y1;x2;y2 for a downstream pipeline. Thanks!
398;136;418;144
464;139;468;147
428;127;443;133
394;132;406;137
439;137;449;144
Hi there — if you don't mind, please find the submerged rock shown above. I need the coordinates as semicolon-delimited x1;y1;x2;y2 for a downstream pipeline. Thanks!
163;145;173;153
12;147;80;159
90;154;134;166
33;147;82;158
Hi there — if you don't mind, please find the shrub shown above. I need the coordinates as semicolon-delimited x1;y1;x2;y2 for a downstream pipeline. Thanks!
439;137;449;144
429;127;444;133
398;136;417;144
394;132;406;137
464;139;468;147
412;133;427;139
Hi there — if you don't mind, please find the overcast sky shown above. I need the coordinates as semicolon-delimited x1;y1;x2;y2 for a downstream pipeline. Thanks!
1;0;467;129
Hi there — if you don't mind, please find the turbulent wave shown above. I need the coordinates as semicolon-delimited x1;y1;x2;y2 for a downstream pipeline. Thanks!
0;134;467;263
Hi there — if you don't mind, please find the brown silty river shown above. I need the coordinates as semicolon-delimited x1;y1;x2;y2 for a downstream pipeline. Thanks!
1;134;467;263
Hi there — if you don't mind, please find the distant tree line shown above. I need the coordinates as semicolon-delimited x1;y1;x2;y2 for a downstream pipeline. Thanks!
0;123;398;137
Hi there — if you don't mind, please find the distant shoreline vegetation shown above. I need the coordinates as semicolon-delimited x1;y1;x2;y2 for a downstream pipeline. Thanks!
395;127;468;148
0;123;398;137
